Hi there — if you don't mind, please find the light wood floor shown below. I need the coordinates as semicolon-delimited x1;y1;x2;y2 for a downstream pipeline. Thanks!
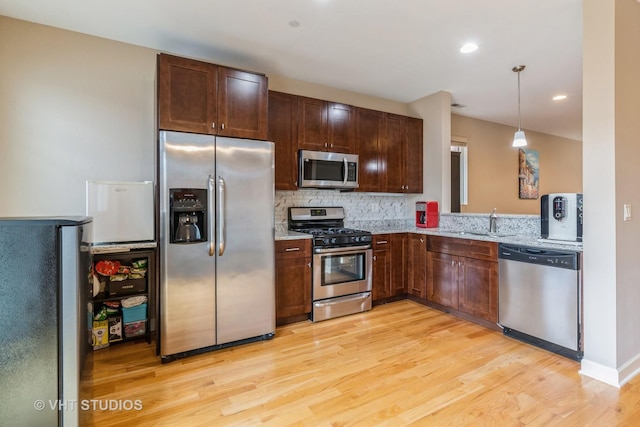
82;300;640;426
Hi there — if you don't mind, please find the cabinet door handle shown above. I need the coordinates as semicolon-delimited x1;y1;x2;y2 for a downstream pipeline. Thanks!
330;143;334;147
451;260;455;266
307;262;312;268
324;142;328;147
376;240;388;245
420;238;424;243
373;255;377;261
285;247;300;252
212;122;216;129
221;123;225;130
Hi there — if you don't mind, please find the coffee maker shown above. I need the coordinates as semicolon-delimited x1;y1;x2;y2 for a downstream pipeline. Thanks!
416;201;439;228
540;193;583;242
169;189;207;243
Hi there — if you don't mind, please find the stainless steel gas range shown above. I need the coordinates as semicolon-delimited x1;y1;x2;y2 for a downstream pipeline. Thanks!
288;207;373;321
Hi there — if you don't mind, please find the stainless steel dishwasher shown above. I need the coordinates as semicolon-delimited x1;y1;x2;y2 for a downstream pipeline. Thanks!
498;244;582;360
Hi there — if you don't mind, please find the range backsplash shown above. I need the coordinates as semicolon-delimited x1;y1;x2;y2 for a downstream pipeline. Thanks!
275;190;411;225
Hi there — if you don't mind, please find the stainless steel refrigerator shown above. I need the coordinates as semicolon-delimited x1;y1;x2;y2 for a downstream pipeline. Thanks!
158;131;275;361
0;217;92;426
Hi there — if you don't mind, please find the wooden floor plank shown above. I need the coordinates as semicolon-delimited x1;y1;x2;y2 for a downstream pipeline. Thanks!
80;300;640;426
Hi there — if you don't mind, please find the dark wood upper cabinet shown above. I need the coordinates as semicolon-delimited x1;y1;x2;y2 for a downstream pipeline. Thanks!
267;89;421;193
355;108;383;192
268;91;298;190
158;54;217;135
381;113;423;194
217;67;268;140
298;96;355;153
405;116;424;194
297;96;327;152
327;103;356;153
383;113;406;193
158;53;267;140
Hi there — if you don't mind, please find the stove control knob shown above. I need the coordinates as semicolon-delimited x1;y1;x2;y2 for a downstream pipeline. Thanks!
354;236;360;242
331;238;337;244
323;238;330;245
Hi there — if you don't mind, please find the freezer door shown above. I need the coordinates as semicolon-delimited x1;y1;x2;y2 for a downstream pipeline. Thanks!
159;131;217;356
215;137;275;344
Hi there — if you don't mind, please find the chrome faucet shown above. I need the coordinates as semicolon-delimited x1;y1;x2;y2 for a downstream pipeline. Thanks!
489;208;498;233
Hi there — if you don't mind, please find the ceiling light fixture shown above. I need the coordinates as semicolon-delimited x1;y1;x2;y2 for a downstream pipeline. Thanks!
460;42;478;53
512;65;527;148
552;94;567;101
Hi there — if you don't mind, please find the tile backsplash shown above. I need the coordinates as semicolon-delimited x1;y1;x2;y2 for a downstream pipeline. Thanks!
275;190;411;224
275;190;540;236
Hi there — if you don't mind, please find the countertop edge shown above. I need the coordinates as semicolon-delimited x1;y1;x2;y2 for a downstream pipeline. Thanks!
276;227;582;252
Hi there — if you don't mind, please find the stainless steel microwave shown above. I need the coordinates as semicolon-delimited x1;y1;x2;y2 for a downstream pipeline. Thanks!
298;150;359;189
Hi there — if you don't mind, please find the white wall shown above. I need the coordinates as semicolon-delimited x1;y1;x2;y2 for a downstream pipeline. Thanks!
0;17;157;216
407;91;452;212
580;0;640;387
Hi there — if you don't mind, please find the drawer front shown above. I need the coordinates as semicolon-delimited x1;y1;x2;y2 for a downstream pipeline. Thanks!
427;235;498;262
275;239;312;259
373;234;392;251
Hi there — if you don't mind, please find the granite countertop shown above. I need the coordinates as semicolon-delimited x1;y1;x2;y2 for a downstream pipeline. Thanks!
275;224;582;252
275;230;313;241
368;225;583;252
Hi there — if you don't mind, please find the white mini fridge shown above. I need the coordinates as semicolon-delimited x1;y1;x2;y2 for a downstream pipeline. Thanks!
86;180;155;244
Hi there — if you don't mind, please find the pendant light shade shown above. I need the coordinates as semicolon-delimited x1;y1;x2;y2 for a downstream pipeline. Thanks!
512;130;527;147
512;65;527;147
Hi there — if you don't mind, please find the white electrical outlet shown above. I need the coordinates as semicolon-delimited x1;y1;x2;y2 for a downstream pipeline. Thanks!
624;204;632;221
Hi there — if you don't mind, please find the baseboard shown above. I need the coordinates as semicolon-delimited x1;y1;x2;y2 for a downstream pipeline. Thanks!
579;359;620;387
618;352;640;386
580;352;640;388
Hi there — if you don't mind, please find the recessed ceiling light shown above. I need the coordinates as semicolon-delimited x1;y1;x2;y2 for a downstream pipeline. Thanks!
460;42;478;54
289;20;300;28
553;94;568;101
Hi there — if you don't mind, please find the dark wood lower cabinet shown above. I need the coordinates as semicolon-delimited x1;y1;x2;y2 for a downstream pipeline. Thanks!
275;240;312;325
391;233;408;296
457;257;498;322
407;234;427;300
372;248;392;301
274;234;497;329
426;236;499;324
373;233;410;304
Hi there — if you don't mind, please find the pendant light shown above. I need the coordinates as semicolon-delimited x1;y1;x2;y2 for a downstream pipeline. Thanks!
512;65;527;147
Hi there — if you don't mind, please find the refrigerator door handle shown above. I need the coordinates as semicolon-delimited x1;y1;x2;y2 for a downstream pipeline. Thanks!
208;175;215;256
218;176;226;256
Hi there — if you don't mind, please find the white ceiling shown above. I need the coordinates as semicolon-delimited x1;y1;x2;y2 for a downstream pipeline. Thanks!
0;0;583;140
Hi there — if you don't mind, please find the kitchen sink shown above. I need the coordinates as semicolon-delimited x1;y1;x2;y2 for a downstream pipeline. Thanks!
452;230;513;238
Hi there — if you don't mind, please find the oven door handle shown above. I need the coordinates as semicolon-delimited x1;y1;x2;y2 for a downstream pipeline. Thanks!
314;245;371;254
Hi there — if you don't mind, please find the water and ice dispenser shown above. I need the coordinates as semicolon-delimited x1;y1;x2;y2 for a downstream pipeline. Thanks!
169;189;207;243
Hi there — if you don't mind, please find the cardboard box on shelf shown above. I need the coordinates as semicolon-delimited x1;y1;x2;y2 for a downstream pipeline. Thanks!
108;316;123;342
92;320;109;350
